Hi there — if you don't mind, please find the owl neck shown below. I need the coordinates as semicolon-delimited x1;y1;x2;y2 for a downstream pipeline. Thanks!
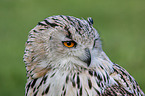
27;51;114;80
52;51;114;74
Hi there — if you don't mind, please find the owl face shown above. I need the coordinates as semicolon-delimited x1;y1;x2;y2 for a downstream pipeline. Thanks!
24;15;102;74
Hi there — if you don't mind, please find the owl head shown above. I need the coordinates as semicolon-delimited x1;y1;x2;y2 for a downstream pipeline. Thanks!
23;15;107;79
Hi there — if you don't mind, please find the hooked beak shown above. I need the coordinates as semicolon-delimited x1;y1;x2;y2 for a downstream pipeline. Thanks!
78;48;91;66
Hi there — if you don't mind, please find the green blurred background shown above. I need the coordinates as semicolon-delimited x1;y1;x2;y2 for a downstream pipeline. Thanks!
0;0;145;95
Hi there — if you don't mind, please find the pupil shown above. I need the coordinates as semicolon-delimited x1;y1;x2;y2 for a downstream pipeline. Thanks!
67;42;72;46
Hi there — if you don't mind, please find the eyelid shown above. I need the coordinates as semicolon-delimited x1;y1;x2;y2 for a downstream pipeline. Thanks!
93;38;99;48
62;41;77;48
64;38;72;41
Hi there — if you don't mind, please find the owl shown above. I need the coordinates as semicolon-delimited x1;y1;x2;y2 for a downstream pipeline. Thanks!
23;15;144;96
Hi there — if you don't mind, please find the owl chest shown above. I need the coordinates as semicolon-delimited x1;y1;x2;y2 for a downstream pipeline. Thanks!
34;70;110;96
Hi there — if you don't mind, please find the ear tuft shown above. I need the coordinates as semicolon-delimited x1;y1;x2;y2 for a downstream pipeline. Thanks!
87;17;93;25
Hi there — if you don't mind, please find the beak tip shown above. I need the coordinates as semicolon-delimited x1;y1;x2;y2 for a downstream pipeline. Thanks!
84;57;91;66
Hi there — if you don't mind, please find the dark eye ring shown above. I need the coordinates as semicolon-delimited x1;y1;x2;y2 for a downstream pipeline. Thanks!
62;41;77;48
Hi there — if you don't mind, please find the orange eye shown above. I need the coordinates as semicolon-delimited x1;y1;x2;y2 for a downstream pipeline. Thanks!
62;41;76;48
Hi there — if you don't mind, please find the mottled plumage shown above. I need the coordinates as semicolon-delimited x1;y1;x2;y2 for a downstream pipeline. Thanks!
23;15;144;96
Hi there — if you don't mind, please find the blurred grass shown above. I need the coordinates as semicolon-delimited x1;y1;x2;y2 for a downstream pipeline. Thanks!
0;0;145;95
